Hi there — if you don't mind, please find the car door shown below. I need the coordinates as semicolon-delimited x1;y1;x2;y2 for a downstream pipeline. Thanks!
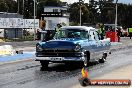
89;29;102;59
93;30;103;51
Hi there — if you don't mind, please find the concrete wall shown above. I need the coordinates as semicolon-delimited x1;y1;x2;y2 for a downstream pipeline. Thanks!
0;29;4;37
0;12;23;39
5;29;23;39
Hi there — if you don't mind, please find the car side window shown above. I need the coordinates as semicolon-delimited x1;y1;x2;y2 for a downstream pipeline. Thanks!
89;30;95;40
94;31;100;41
81;31;89;39
89;30;100;41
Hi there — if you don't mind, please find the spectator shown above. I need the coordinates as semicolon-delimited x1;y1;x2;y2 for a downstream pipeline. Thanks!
100;25;105;40
128;28;132;39
116;28;121;42
96;23;104;40
36;29;41;40
122;27;128;37
55;24;62;38
44;30;54;41
4;30;8;40
55;24;62;33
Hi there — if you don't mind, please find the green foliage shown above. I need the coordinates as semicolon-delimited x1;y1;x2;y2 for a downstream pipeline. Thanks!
69;2;90;25
100;2;115;24
23;0;34;18
0;0;17;13
36;0;62;19
1;0;132;28
69;22;79;26
44;0;61;6
69;0;132;28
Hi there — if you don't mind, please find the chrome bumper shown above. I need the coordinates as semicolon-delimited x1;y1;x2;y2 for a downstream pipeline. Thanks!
35;57;85;62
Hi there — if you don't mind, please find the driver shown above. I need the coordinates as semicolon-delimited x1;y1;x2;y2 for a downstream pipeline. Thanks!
68;32;80;38
74;32;80;38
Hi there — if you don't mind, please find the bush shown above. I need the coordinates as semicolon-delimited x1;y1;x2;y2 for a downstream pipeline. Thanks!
69;22;80;26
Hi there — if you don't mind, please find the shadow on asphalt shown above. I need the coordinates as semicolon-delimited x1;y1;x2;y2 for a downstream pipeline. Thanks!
40;61;99;72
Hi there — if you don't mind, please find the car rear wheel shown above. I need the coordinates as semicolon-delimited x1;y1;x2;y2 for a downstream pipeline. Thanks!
40;61;49;69
99;53;107;63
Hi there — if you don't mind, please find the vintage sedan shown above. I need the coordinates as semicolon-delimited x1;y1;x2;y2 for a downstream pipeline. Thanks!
35;26;111;68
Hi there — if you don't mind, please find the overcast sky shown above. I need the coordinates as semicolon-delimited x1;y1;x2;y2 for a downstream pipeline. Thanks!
118;0;132;4
60;0;132;4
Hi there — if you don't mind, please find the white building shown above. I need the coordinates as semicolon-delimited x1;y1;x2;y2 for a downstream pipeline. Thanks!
0;12;23;39
42;6;69;30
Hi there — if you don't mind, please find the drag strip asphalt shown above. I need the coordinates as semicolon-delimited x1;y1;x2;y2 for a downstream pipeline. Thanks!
0;47;132;88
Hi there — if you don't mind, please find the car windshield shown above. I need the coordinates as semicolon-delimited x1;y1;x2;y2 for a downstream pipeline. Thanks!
54;29;88;39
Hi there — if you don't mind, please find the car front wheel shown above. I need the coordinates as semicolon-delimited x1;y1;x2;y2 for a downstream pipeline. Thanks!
84;51;90;66
40;61;49;69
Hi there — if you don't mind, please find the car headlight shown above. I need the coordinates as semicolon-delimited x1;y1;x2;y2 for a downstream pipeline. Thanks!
36;45;43;51
74;44;81;51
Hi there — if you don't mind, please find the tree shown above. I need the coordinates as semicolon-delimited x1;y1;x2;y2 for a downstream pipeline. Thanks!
117;3;127;27
88;3;99;24
0;0;17;13
36;0;62;19
69;2;90;25
101;2;115;23
44;0;61;6
24;0;34;18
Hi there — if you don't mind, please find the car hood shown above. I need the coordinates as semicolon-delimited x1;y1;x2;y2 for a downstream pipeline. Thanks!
38;38;86;49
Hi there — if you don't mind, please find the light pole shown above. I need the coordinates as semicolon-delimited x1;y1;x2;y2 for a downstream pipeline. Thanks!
80;5;82;26
17;0;19;13
34;0;36;40
36;2;38;18
115;0;118;29
115;0;118;41
22;0;24;39
79;0;85;26
23;0;24;15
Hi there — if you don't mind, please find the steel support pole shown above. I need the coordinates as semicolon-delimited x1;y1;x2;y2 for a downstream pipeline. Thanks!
34;0;36;40
115;0;118;41
80;6;81;26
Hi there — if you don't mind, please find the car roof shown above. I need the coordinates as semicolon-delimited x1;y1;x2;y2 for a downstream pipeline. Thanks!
61;26;95;31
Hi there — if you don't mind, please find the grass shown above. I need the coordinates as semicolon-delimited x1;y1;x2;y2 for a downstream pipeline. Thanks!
0;35;35;42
